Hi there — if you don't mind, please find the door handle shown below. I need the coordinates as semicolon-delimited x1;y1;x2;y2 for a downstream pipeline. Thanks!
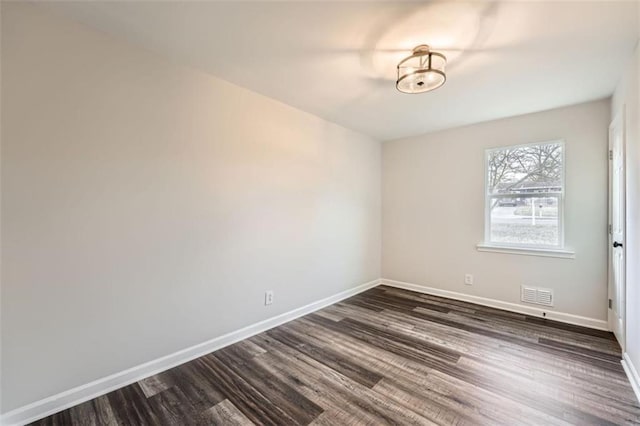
613;241;623;248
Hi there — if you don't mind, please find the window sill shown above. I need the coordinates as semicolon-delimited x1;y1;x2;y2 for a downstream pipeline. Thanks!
476;243;575;259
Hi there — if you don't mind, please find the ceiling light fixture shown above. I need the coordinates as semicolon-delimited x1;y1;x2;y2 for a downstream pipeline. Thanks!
396;45;446;94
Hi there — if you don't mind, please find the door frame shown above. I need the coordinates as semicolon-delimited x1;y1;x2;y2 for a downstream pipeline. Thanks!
608;106;626;349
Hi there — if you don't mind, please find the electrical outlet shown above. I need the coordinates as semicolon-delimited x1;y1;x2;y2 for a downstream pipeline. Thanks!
265;291;274;306
464;274;473;285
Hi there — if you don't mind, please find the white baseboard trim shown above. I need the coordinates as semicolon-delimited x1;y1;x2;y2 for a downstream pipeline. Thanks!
380;278;609;331
1;279;380;426
622;353;640;404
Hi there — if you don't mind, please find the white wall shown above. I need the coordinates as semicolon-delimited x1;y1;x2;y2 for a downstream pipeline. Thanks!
612;41;640;380
0;3;381;412
382;100;610;321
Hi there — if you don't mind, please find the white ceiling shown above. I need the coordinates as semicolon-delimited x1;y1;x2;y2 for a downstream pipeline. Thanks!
41;1;639;141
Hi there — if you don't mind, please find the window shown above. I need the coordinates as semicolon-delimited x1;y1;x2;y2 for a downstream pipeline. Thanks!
484;141;565;250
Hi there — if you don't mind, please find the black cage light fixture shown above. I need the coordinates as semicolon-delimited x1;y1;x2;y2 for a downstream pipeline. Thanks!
396;45;447;94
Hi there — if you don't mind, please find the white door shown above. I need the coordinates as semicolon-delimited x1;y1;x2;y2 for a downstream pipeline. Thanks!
609;109;625;347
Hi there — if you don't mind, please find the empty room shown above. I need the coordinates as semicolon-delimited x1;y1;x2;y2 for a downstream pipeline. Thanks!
1;1;640;425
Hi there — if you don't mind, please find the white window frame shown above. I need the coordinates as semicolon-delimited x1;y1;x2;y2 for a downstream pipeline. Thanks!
479;140;574;258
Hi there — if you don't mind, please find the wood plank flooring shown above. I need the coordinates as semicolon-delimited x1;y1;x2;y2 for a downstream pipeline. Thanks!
32;286;640;425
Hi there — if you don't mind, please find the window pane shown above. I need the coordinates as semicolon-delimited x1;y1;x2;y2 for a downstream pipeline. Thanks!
487;142;563;196
489;196;559;246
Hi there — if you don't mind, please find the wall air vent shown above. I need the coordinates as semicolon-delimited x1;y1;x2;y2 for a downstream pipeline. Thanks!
521;286;554;307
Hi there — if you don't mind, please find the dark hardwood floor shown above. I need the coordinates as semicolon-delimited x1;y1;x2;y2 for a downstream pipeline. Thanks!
32;286;640;425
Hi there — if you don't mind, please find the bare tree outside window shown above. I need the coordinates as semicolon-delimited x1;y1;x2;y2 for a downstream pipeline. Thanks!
485;141;564;248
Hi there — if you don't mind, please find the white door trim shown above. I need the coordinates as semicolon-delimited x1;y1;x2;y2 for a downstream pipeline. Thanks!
608;106;626;350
